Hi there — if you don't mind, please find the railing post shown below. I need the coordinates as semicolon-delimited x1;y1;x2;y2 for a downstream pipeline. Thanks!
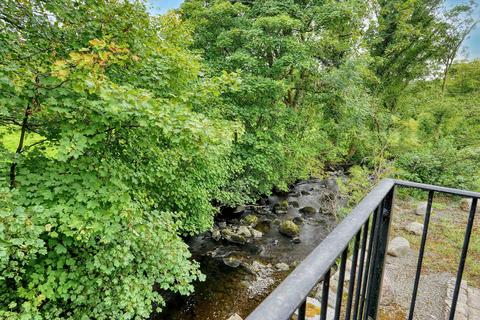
365;187;394;319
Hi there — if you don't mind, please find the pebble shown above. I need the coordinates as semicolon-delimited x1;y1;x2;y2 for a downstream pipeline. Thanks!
292;216;304;225
292;236;301;244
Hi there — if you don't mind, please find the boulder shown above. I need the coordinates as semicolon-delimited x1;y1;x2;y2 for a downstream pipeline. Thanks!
212;229;221;241
221;229;246;244
274;200;289;210
279;220;300;237
405;222;423;235
387;237;410;257
301;190;311;195
292;216;304;225
258;198;268;206
415;202;428;216
289;200;300;208
256;219;272;232
250;228;263;238
329;268;351;293
223;256;242;268
292;236;301;244
300;206;317;215
237;226;252;238
275;262;290;271
460;198;472;211
234;205;246;213
245;260;269;274
241;214;258;226
255;207;271;215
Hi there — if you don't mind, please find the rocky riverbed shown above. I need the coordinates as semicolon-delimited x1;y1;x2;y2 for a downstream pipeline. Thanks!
155;177;344;320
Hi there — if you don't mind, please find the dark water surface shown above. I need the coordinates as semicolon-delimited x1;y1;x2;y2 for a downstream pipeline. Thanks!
156;178;341;320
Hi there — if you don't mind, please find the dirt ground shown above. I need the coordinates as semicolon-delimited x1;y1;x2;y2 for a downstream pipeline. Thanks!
378;195;479;320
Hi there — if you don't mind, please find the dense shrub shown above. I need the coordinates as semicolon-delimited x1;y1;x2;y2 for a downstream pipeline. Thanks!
393;61;480;191
0;1;235;318
396;140;479;190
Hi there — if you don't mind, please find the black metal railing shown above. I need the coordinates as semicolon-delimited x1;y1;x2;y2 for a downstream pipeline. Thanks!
246;179;479;320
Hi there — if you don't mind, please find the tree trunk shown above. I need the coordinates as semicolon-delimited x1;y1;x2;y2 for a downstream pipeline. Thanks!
10;104;30;188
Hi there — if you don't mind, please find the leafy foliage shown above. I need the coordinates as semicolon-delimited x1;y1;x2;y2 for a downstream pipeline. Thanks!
0;0;478;319
181;0;378;203
394;60;480;190
0;1;235;318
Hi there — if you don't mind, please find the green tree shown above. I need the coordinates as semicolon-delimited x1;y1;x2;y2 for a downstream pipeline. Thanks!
0;1;236;318
393;60;480;189
181;0;378;203
363;0;477;165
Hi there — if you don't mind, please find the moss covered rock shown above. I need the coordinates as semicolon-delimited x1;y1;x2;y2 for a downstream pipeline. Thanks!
279;220;300;237
241;214;259;226
300;206;317;215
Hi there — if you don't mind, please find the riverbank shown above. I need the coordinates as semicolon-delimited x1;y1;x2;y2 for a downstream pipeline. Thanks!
157;176;344;319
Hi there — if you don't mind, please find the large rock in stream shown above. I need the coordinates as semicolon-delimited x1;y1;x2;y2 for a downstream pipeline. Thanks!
221;229;246;244
241;214;259;226
273;200;289;214
278;220;300;237
300;206;317;215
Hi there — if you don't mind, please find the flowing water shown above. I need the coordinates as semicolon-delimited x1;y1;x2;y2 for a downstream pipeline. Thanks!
156;178;343;320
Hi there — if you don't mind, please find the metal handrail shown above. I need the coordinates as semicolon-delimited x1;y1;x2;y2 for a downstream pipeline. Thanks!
394;179;480;198
246;179;480;320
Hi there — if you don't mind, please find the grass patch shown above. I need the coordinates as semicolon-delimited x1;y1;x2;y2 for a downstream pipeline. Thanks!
378;305;407;320
397;206;480;287
1;125;56;158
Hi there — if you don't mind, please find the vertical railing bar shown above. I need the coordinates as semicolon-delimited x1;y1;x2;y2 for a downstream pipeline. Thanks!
365;188;394;319
407;190;434;320
298;298;307;320
448;197;478;320
345;231;361;320
320;269;331;320
334;248;349;320
358;204;382;319
363;199;384;319
352;219;370;320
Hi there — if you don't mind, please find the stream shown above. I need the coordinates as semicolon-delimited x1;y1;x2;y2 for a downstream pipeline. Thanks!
155;177;344;320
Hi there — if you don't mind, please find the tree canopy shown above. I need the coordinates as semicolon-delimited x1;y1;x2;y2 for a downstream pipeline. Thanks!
0;0;478;318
